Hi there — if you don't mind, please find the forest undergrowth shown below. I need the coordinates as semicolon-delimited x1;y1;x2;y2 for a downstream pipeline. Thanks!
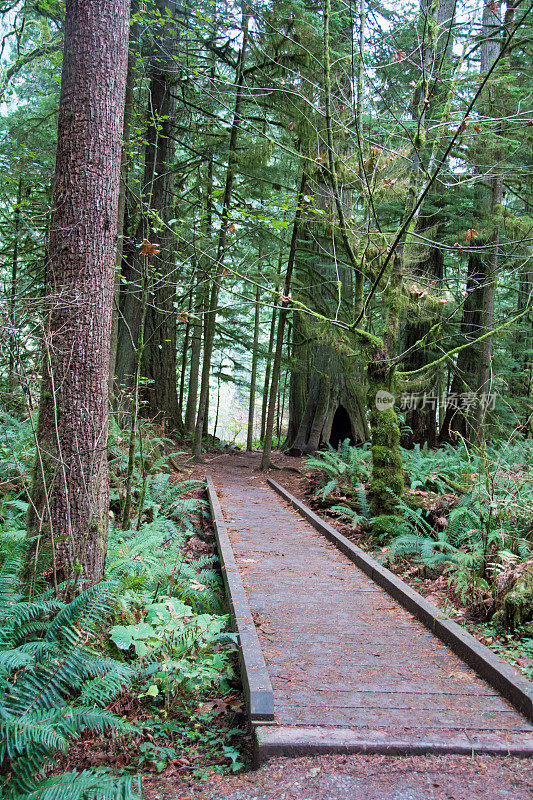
305;438;533;679
0;411;248;800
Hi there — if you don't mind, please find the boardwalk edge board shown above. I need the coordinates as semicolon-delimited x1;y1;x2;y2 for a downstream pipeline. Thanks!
267;477;533;723
206;476;275;723
254;726;533;763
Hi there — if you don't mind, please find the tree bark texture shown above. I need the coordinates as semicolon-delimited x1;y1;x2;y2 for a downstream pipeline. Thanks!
246;284;261;450
139;0;182;432
109;0;139;402
439;2;503;442
285;180;369;455
28;0;130;585
397;0;455;446
8;179;22;394
184;284;203;432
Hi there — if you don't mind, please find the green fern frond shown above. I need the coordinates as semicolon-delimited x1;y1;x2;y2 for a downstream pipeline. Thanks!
0;711;68;760
320;479;340;500
77;665;135;707
45;579;119;643
19;769;141;800
356;484;371;520
330;504;361;524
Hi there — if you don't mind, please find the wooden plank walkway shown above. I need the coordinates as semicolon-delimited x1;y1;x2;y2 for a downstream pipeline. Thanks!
208;462;533;762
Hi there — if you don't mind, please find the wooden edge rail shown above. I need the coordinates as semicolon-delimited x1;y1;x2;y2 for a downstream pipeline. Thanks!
267;477;533;723
206;476;275;723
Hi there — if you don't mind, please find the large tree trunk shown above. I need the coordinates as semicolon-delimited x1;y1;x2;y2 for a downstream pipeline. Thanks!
285;0;369;456
139;0;182;432
286;306;369;454
511;266;533;435
28;0;130;587
109;0;139;402
439;249;487;442
285;185;369;455
8;178;22;395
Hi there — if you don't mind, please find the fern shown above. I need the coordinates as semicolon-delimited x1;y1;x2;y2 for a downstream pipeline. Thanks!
356;484;371;520
330;483;372;528
386;531;460;566
383;494;459;565
330;505;362;525
20;770;141;800
446;503;483;547
305;442;371;500
0;574;138;798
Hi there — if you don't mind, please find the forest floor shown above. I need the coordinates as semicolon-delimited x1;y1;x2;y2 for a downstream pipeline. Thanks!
142;751;533;799
140;450;533;800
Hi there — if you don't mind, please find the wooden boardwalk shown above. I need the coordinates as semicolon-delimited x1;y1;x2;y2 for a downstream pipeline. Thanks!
209;459;533;761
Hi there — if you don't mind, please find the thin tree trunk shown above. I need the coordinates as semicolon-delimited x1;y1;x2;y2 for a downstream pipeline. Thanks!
28;0;130;586
213;365;221;444
193;11;249;460
278;356;289;443
121;257;149;530
260;252;283;441
8;178;22;393
260;304;277;442
246;283;261;450
178;292;193;414
261;172;307;471
186;153;214;434
184;288;202;432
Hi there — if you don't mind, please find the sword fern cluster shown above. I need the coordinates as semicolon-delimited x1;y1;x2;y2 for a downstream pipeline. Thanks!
0;536;140;799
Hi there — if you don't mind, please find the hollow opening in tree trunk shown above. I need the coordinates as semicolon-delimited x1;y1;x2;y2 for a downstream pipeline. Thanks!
329;404;354;448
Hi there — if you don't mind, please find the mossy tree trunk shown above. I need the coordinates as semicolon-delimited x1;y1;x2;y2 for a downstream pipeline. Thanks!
285;0;369;457
286;309;369;454
367;356;404;534
285;184;369;455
